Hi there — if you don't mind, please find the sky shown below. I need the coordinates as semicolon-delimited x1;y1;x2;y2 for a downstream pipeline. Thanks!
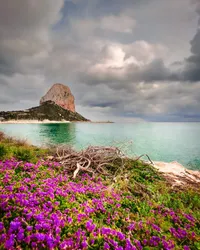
0;0;200;122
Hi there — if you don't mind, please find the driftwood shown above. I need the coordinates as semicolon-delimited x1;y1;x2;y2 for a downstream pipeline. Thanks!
133;154;154;165
47;146;153;179
46;146;200;196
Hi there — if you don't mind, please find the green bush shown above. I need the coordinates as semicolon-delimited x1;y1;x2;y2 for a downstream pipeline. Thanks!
13;148;36;162
0;144;7;160
0;132;48;163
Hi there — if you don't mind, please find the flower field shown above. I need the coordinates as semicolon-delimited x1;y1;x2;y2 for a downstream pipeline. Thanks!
0;157;200;250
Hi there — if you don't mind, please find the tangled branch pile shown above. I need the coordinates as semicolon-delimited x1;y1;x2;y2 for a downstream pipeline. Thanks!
47;146;154;180
47;146;125;179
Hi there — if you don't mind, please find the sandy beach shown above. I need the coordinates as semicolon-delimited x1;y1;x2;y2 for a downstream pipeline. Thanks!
0;120;70;124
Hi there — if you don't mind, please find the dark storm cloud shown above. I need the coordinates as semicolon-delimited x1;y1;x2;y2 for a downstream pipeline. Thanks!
93;0;142;16
0;96;14;104
0;0;200;121
0;57;15;76
77;0;200;84
80;57;178;88
87;101;119;108
184;29;200;81
178;1;200;82
0;0;64;76
127;59;179;83
69;0;146;17
77;0;200;85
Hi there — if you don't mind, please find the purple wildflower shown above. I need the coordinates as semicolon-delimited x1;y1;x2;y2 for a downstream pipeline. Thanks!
104;242;110;250
5;234;15;249
26;226;33;231
116;247;123;250
127;223;135;231
35;233;45;241
9;221;21;232
81;240;88;249
85;220;96;232
17;231;24;241
0;222;4;231
67;217;73;224
143;239;148;245
152;223;161;232
184;214;195;222
117;232;125;241
0;233;6;244
46;235;55;248
134;239;142;250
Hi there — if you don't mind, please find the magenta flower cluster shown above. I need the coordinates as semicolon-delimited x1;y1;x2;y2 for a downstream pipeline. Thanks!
0;159;199;249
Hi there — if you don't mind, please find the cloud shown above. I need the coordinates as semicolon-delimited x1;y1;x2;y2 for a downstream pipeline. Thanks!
100;14;136;33
0;74;46;111
174;0;200;82
79;42;173;87
0;0;64;76
68;12;136;39
75;0;200;85
74;80;200;122
183;20;200;80
0;0;200;122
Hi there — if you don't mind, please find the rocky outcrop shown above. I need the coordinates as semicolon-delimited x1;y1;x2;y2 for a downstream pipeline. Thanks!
0;83;89;122
154;161;200;188
40;83;75;112
0;101;89;122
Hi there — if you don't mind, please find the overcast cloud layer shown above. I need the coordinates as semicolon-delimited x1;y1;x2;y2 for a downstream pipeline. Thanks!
0;0;200;122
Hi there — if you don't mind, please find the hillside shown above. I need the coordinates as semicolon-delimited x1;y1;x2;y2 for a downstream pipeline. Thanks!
0;133;199;249
0;101;89;122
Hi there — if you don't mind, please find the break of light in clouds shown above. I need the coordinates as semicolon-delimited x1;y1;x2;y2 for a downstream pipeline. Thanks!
0;0;200;122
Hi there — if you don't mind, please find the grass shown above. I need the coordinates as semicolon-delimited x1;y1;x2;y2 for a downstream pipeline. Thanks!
0;131;48;163
0;131;199;249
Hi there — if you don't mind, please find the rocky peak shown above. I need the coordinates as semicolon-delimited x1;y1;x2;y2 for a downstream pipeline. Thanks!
40;83;75;112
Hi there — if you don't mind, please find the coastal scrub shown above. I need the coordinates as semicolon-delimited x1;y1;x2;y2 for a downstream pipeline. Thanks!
0;131;47;163
0;155;199;249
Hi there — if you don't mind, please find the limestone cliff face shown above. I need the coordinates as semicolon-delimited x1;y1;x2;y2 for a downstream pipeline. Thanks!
40;83;75;112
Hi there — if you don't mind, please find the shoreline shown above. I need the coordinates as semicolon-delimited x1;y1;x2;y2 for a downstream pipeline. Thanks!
0;119;71;124
0;128;199;185
153;160;200;186
0;133;199;249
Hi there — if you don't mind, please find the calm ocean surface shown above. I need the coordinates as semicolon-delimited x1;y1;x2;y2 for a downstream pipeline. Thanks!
0;122;200;170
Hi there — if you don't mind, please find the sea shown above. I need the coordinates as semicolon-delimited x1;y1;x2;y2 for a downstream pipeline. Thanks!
0;122;200;170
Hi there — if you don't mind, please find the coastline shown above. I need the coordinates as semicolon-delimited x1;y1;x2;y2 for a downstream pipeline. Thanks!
0;119;71;124
153;161;200;186
0;127;199;185
0;133;199;249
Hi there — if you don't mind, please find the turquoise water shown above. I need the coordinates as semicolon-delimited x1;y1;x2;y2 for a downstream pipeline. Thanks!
0;122;200;169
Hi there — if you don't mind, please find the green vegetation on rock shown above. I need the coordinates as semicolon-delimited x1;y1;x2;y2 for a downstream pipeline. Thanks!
0;101;89;122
